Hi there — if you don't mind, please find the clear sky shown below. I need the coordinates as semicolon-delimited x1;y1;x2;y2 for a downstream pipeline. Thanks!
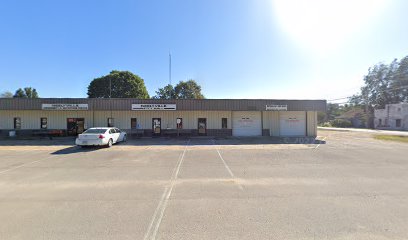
1;0;408;101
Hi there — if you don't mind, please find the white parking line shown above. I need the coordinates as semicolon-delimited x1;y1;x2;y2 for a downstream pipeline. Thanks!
314;136;327;149
0;155;54;175
213;140;244;191
143;139;190;240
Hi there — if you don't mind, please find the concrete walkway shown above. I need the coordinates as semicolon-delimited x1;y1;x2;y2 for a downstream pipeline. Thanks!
318;127;408;136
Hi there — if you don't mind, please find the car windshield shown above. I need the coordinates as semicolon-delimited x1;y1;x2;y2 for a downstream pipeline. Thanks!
83;129;106;134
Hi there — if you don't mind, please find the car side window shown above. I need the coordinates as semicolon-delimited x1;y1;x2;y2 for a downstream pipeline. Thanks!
115;128;121;133
109;129;115;134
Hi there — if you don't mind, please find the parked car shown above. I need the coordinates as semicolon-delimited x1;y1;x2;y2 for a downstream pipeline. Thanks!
75;127;126;147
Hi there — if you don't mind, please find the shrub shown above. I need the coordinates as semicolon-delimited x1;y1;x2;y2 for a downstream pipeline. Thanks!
320;122;332;127
330;119;352;128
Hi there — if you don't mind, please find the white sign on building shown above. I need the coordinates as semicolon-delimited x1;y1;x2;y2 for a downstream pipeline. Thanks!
132;104;176;111
42;104;89;110
266;104;288;111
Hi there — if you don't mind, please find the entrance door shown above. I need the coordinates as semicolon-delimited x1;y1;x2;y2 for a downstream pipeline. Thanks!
198;118;207;136
152;118;161;136
67;118;85;136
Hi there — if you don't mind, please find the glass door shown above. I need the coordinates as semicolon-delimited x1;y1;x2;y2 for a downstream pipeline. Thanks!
152;118;161;136
198;118;207;136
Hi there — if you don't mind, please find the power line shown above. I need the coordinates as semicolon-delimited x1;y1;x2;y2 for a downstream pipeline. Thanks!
328;84;408;102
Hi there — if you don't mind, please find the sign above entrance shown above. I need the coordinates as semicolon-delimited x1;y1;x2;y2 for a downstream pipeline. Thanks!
132;104;176;111
266;105;287;111
42;104;88;110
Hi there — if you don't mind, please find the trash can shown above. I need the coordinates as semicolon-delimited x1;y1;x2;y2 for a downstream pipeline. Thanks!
9;131;16;137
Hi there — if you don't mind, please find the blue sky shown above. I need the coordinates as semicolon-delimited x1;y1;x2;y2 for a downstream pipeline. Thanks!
1;0;408;101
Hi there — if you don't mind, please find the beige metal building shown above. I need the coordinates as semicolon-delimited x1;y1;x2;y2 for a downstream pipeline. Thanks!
0;98;326;137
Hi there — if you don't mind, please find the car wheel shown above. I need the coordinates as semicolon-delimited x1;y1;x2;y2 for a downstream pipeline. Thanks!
107;139;113;148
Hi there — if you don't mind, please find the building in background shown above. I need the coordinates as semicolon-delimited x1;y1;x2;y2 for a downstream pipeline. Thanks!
374;103;408;130
0;98;326;137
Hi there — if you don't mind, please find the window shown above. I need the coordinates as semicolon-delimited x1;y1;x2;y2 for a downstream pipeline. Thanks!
385;119;388;126
378;119;382;126
84;129;107;134
222;118;228;129
109;129;115;134
176;118;183;129
115;128;121;133
41;117;47;129
107;118;114;127
396;119;402;127
14;117;21;129
131;118;137;129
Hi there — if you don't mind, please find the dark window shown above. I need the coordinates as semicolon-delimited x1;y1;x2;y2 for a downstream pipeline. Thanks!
109;129;115;134
41;118;47;129
222;118;228;129
131;118;137;129
378;119;382;126
14;117;21;129
177;118;183;129
108;118;114;127
115;128;121;133
396;119;402;127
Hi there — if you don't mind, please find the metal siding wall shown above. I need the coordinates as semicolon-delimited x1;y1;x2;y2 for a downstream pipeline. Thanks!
91;111;231;130
262;111;280;136
1;98;327;111
307;111;317;137
0;110;93;129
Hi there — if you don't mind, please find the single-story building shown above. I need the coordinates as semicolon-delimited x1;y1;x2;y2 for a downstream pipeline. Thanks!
374;103;408;130
0;98;326;137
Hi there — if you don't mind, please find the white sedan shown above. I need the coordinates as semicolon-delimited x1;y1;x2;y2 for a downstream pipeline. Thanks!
75;127;127;147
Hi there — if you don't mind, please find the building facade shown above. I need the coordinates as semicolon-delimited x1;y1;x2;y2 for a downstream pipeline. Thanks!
0;98;326;137
374;103;408;130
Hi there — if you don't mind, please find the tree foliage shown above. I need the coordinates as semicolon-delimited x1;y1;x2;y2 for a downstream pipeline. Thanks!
87;70;150;98
352;56;408;109
0;91;13;98
13;87;39;98
153;80;205;99
153;84;176;99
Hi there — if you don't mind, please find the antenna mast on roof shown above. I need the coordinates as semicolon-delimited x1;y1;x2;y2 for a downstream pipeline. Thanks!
169;52;172;86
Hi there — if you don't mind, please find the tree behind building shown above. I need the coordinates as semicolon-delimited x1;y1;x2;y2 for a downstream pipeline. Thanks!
87;70;150;98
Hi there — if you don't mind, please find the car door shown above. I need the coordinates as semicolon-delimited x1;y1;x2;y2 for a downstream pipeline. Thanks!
111;128;120;143
109;128;119;143
114;128;124;142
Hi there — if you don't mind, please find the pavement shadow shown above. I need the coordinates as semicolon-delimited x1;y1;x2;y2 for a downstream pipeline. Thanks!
123;136;326;146
51;146;103;155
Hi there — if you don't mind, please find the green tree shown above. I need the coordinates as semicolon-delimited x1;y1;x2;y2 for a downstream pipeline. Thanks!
24;87;39;98
352;57;408;109
14;88;26;98
174;80;205;99
153;84;176;99
13;87;39;98
87;70;150;98
153;80;205;99
0;91;13;98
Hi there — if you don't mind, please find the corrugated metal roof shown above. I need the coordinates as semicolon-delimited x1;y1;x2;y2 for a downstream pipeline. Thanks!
0;98;327;111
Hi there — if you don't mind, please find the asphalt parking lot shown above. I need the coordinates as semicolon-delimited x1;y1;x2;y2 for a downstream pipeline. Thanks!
0;130;407;240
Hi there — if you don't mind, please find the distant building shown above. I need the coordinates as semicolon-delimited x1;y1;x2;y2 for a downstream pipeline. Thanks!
374;103;408;131
335;107;367;128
